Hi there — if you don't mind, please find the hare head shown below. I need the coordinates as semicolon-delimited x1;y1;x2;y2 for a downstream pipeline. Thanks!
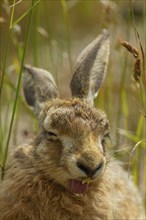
23;30;110;194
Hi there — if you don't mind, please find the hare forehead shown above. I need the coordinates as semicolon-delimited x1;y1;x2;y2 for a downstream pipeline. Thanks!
43;104;108;136
44;107;92;132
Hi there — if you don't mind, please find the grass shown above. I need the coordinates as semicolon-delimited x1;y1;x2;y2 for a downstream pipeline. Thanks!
0;0;145;209
0;0;40;179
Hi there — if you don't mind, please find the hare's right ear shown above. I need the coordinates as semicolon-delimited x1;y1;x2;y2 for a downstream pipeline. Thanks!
70;29;110;105
23;65;58;116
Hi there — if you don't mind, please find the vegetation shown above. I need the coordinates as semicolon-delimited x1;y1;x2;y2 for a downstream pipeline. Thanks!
0;0;145;209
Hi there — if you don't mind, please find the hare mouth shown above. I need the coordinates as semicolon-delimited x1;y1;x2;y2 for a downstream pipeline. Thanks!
70;179;90;194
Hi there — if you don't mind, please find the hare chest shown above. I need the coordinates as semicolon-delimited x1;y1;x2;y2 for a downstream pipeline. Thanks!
26;183;114;220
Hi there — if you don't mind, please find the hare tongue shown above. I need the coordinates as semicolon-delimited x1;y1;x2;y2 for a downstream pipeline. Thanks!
70;179;89;194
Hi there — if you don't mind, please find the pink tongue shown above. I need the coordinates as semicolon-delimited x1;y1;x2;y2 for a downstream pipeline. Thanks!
70;179;89;194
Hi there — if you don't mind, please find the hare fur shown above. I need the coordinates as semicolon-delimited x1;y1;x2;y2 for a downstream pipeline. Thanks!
0;30;144;220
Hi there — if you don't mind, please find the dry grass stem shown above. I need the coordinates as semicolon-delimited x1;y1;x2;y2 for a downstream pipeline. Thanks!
133;58;141;82
121;40;142;82
121;40;139;58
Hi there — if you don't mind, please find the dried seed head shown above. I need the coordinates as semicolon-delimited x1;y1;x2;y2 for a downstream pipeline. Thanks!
133;58;141;82
121;40;139;58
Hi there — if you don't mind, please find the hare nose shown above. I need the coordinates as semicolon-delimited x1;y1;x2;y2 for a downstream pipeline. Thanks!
77;161;104;177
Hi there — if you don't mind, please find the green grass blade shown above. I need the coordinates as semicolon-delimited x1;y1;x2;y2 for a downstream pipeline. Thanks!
0;0;16;157
1;0;36;180
136;115;144;138
11;0;41;29
60;0;72;72
9;0;16;29
33;4;40;66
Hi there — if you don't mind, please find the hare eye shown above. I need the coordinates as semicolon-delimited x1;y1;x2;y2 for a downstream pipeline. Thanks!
104;133;110;139
45;131;58;141
101;133;110;146
47;131;57;137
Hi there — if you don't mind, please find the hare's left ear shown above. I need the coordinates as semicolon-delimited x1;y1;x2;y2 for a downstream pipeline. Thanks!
70;29;110;105
23;65;58;116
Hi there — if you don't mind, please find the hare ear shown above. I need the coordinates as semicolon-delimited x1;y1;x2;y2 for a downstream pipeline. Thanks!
70;29;110;105
23;65;58;115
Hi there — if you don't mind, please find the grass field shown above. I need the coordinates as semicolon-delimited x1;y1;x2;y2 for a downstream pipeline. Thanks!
0;0;145;210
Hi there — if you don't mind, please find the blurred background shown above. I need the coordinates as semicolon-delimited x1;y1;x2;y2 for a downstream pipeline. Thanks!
0;0;145;208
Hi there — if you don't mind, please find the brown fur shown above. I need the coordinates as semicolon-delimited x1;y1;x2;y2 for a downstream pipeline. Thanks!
0;99;144;220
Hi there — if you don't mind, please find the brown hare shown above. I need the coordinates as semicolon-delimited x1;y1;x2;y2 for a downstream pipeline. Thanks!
0;30;144;220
